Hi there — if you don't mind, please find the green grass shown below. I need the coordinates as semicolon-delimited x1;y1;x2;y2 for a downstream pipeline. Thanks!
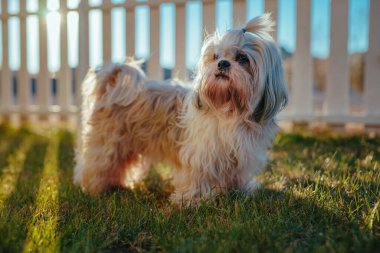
0;124;379;252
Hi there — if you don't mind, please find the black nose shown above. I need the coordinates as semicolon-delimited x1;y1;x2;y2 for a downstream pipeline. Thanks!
218;60;231;70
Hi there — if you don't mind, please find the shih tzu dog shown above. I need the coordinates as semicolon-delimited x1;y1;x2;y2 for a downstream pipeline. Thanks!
74;13;288;205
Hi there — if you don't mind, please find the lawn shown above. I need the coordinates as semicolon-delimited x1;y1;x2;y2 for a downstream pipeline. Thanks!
0;124;379;252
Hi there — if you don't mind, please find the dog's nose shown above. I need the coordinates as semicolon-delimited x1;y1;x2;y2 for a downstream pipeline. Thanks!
218;60;231;70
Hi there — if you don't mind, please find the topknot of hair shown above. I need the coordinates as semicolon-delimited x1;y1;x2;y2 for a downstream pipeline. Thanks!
243;13;275;39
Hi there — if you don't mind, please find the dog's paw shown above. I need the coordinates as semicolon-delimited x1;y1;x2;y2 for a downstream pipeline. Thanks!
170;192;203;208
242;179;261;196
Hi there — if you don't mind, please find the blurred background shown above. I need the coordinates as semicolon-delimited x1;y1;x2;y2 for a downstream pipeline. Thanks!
0;0;379;131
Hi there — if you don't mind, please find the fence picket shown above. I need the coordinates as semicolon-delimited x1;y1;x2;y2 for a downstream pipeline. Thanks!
126;6;135;58
264;0;278;41
174;2;187;80
291;0;313;116
202;0;215;38
233;0;246;27
59;0;70;115
147;4;161;79
1;1;11;116
326;0;349;115
364;0;380;116
19;0;28;118
37;0;49;117
103;0;112;63
77;0;89;106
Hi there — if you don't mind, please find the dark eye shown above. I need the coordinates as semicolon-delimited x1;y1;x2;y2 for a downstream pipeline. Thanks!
236;53;249;65
213;54;219;61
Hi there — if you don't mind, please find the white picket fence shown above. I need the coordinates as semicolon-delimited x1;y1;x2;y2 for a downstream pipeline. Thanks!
0;0;379;125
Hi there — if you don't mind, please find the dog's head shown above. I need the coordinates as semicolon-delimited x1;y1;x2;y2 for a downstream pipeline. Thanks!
194;13;288;124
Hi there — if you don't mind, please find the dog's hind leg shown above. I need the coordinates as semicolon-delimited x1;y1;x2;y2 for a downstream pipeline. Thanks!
74;123;144;195
74;63;148;194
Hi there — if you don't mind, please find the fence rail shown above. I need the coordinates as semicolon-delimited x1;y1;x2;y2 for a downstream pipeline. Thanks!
0;0;379;125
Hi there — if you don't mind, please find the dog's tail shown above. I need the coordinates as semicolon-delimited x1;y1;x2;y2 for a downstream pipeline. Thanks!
79;61;147;136
82;61;147;108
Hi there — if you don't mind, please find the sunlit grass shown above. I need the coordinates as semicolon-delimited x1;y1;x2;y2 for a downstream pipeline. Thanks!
0;126;33;210
0;125;379;252
23;135;60;252
0;138;33;209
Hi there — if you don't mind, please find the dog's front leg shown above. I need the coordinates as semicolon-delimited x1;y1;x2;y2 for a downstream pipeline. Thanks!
240;178;261;196
170;168;222;207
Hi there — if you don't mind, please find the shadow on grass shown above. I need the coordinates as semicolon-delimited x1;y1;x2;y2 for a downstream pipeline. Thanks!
56;131;80;251
0;124;13;138
0;138;48;252
0;128;31;174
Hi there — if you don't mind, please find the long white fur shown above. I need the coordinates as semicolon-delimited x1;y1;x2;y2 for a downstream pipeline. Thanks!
74;14;288;205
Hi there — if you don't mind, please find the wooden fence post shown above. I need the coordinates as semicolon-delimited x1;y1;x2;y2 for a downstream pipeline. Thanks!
19;0;28;121
326;0;349;115
126;5;135;58
0;1;11;121
103;0;112;63
291;0;313;117
233;0;246;27
38;0;49;120
202;0;215;38
264;0;278;41
147;3;161;79
59;0;70;118
76;0;90;138
174;2;187;80
364;0;380;116
77;0;89;105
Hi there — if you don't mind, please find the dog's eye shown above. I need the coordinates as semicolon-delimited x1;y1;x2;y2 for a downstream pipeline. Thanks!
236;53;249;65
213;54;219;61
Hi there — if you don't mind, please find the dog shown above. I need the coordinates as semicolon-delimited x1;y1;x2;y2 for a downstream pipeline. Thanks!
74;13;288;205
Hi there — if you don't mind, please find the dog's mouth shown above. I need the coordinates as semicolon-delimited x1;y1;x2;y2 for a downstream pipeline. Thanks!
215;72;230;80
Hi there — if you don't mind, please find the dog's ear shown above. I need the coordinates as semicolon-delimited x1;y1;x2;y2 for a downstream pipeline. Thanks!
252;42;288;123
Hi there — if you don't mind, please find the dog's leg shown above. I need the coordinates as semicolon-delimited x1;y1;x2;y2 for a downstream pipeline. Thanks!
235;150;264;196
75;131;134;194
74;109;147;195
171;168;224;206
241;178;261;195
75;64;148;194
170;169;198;206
